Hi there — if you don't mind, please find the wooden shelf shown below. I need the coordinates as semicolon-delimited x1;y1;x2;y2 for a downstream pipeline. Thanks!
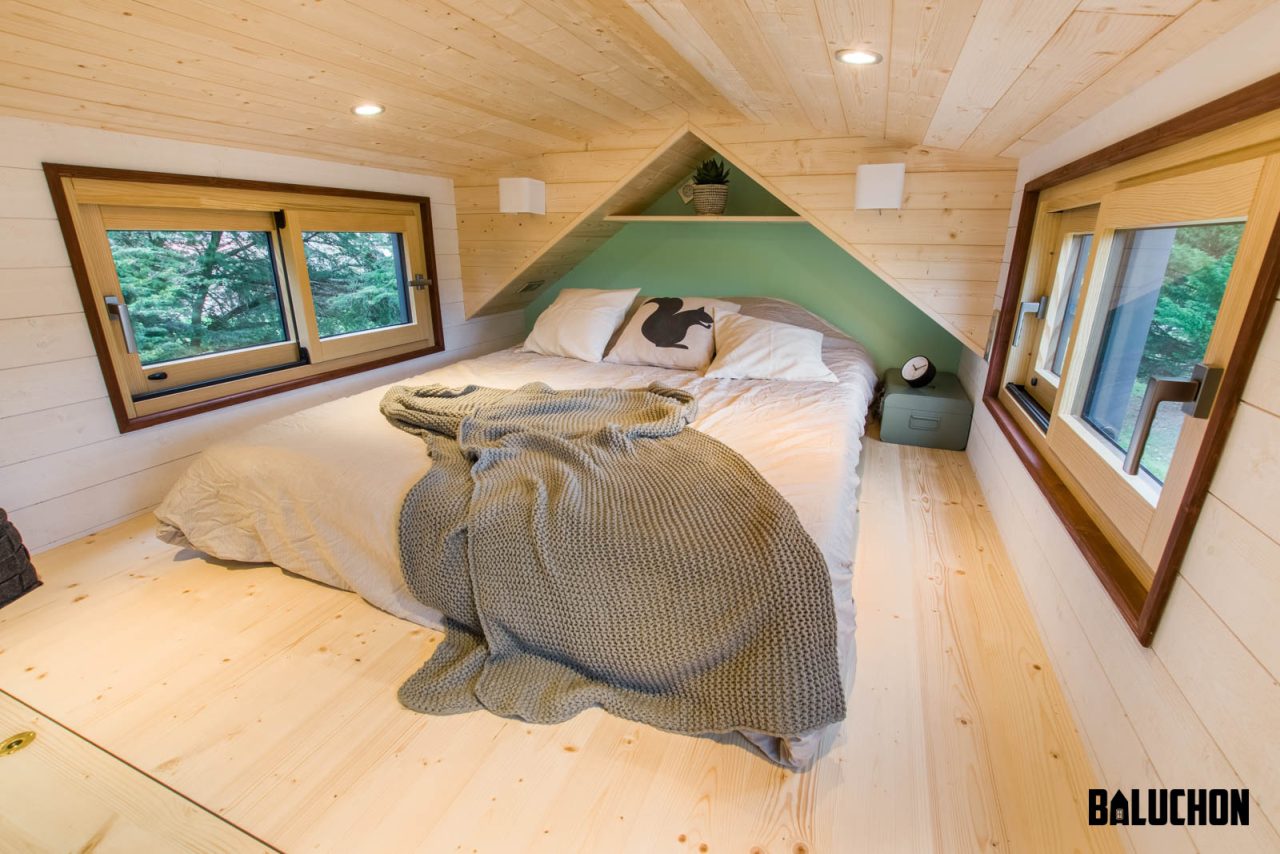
602;214;805;223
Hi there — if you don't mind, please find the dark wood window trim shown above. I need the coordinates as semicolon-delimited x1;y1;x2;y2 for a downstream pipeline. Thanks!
984;72;1280;646
43;163;446;433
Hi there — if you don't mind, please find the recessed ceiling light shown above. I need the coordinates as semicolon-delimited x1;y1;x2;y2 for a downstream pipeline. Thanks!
835;48;883;66
352;102;385;117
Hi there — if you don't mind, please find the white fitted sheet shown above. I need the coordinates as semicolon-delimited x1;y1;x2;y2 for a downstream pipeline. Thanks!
155;298;877;762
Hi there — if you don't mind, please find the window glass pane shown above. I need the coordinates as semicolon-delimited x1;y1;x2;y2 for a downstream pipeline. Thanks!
107;230;288;366
1048;233;1092;377
302;231;410;338
1082;222;1243;481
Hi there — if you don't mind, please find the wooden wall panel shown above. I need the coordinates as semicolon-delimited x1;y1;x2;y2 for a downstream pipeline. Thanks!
459;123;1017;353
458;127;710;314
960;48;1280;844
0;115;524;552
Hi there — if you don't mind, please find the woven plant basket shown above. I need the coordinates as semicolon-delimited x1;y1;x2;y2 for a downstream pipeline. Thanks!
0;508;40;608
692;184;729;215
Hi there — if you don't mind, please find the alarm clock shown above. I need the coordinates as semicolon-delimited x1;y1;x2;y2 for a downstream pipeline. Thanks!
901;355;936;388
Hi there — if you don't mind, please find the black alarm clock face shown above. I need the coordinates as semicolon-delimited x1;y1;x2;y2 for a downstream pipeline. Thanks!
902;355;935;387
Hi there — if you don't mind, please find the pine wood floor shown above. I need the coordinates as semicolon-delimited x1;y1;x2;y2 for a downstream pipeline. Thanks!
0;439;1120;853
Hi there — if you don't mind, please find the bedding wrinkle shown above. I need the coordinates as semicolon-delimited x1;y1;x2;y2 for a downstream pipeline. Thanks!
153;298;874;764
382;382;845;768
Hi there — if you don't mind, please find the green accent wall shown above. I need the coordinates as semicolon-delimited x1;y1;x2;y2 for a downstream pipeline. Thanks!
524;221;963;375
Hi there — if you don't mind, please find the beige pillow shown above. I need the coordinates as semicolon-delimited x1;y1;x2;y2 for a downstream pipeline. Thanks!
705;313;837;382
605;297;741;371
522;287;641;362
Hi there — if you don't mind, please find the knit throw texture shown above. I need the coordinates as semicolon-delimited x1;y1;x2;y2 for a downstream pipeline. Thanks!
380;382;845;755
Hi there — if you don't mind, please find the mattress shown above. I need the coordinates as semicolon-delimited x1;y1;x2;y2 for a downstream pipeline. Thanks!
156;298;877;762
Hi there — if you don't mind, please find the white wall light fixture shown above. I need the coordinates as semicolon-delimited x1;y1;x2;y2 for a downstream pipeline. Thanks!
499;177;547;215
854;163;906;210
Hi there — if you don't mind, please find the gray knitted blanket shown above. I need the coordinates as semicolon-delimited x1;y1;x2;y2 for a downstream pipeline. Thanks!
380;382;845;754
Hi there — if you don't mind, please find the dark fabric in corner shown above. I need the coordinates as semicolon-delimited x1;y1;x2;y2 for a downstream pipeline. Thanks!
0;509;41;608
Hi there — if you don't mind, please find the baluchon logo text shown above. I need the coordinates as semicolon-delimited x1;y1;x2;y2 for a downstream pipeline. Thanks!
1089;789;1249;826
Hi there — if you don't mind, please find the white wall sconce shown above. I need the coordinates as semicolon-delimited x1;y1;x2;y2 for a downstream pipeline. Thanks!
499;177;546;215
854;163;906;210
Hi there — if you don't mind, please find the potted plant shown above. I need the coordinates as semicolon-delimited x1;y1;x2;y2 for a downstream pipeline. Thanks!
686;158;731;215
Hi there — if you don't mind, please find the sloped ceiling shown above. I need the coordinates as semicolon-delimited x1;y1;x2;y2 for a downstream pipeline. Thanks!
459;125;1018;352
0;1;1270;173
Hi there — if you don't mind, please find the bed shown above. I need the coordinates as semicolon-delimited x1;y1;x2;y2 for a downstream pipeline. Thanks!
156;297;878;764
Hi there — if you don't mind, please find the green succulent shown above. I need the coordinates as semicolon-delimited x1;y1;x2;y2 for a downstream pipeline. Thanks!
692;158;731;185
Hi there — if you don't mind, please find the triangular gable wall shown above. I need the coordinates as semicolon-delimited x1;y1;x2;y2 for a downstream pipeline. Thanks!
457;124;1017;351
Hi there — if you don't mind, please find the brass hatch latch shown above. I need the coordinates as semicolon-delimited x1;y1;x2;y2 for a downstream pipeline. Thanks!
0;731;35;756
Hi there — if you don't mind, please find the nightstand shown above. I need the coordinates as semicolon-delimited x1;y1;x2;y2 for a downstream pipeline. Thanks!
880;370;973;451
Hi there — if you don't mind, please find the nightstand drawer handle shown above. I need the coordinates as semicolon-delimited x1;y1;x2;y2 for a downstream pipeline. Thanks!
908;414;941;431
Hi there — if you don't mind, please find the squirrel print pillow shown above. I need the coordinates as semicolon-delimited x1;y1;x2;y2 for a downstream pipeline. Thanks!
605;296;740;371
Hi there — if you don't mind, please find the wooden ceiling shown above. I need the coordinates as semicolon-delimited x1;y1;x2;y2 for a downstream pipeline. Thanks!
1;0;1272;175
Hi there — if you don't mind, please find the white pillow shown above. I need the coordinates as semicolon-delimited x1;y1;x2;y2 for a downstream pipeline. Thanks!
522;287;641;362
606;296;741;371
704;313;838;382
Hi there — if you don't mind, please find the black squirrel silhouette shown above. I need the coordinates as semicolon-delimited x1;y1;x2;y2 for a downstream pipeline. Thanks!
640;297;713;350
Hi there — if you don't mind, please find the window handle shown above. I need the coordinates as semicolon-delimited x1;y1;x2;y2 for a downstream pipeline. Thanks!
103;295;138;354
1012;296;1048;348
410;273;433;291
1122;364;1223;476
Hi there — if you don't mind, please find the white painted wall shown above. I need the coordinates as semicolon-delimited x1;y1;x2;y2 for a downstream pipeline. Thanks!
960;7;1280;852
0;117;523;552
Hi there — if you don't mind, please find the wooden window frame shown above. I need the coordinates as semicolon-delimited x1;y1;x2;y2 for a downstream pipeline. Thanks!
984;72;1280;646
44;163;445;433
1023;209;1097;414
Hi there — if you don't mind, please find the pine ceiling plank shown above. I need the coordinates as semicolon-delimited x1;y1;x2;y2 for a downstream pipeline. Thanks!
0;88;465;176
0;57;489;170
339;0;676;130
0;32;529;170
672;0;819;128
223;0;646;136
884;0;983;145
443;0;705;125
449;0;676;114
15;0;581;154
923;0;1081;150
690;121;850;144
105;0;596;143
1005;0;1274;157
814;0;892;137
962;11;1174;155
623;0;782;125
1075;0;1197;13
2;1;537;154
745;0;849;133
521;0;744;121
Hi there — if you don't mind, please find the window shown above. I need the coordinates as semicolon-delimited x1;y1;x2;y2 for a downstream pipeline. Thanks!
1008;205;1097;416
1081;223;1241;481
988;112;1280;644
108;228;288;365
1046;233;1091;378
46;165;442;430
302;231;410;338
